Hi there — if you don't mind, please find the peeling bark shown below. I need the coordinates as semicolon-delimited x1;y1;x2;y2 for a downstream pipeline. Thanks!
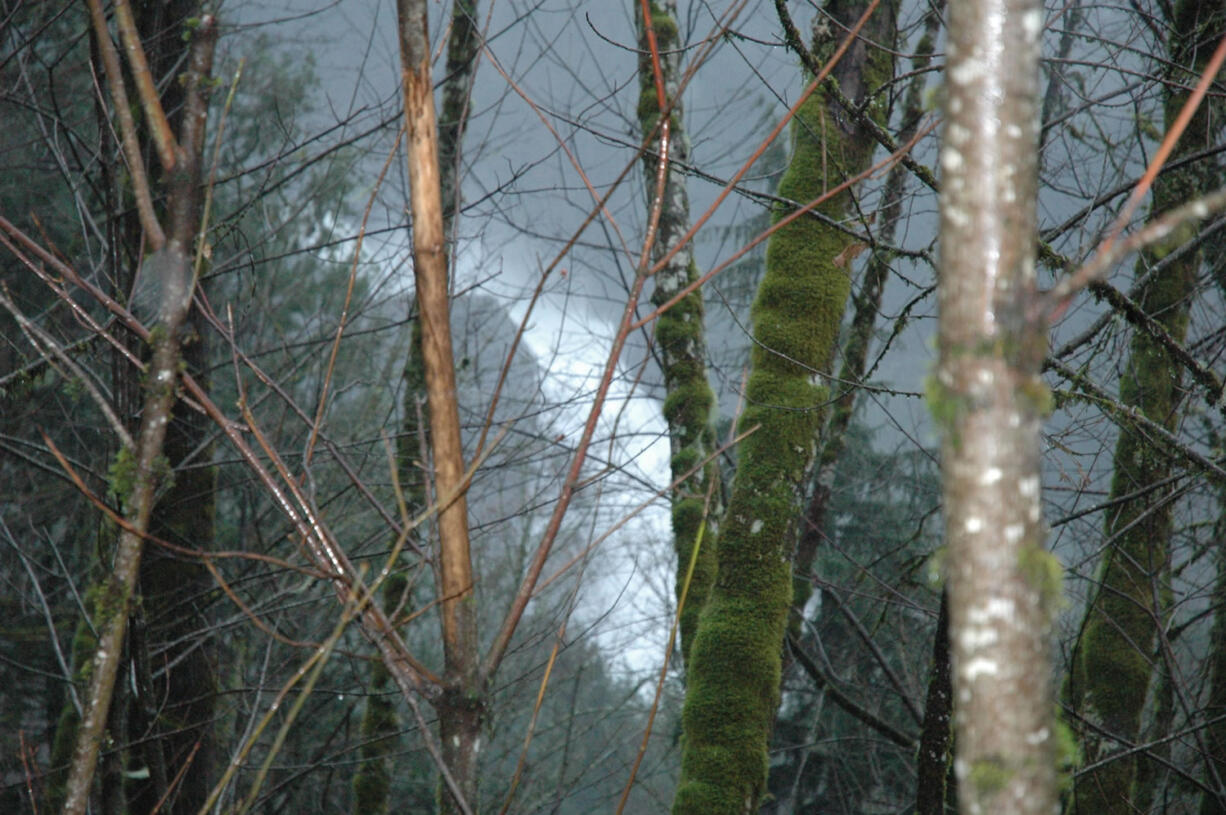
397;2;481;811
359;3;482;812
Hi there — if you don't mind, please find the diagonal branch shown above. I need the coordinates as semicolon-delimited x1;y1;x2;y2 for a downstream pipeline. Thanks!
111;0;180;172
59;19;216;814
83;0;164;249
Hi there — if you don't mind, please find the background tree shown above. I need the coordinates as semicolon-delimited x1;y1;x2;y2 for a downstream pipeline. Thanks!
635;0;721;668
1067;1;1226;810
671;1;898;811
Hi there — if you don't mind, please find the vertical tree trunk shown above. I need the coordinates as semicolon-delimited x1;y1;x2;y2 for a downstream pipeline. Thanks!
396;2;481;811
671;4;894;811
60;8;218;813
634;0;720;667
130;5;218;813
935;0;1057;810
789;0;930;626
915;593;953;815
1202;521;1226;814
767;3;923;804
1066;1;1222;809
438;0;480;238
45;6;218;812
358;3;481;812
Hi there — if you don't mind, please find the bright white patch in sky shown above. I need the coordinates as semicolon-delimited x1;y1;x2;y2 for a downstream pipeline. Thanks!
466;256;674;679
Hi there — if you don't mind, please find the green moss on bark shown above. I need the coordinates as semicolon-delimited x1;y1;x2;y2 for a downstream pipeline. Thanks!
44;577;126;812
353;558;411;813
353;659;396;815
1067;0;1219;806
636;2;682;135
673;31;890;803
637;0;721;667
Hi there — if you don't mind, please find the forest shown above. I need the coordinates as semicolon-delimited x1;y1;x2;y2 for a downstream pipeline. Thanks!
1;0;1225;812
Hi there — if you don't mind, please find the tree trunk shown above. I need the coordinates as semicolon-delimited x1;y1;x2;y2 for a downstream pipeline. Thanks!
59;7;217;813
1066;1;1222;809
396;1;481;811
915;593;953;815
1202;520;1226;814
357;3;482;812
789;0;932;626
671;4;895;811
635;0;721;668
935;0;1058;810
130;5;218;812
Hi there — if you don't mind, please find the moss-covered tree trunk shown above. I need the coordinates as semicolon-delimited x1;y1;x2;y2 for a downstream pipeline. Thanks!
786;0;928;629
766;2;919;804
670;4;894;811
936;0;1057;809
353;574;409;815
779;6;931;735
635;0;720;667
1202;522;1226;814
1066;2;1223;809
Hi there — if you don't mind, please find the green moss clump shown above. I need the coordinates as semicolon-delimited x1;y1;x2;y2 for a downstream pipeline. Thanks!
635;2;682;135
663;379;715;438
1055;710;1080;793
107;446;138;505
1019;377;1054;417
44;607;100;812
1018;546;1065;624
969;757;1013;797
924;374;968;447
353;661;395;815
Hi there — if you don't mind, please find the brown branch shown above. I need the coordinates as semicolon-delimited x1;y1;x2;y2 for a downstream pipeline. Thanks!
0;284;133;447
111;0;179;172
1090;35;1226;261
1040;185;1226;319
58;18;218;814
786;633;917;749
1;218;453;693
633;116;936;332
305;125;404;470
83;0;164;249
